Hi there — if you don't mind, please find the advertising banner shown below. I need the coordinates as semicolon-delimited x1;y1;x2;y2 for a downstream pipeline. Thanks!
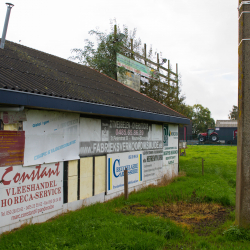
0;131;25;167
163;124;178;167
80;118;163;156
117;71;141;92
0;162;63;228
24;110;79;166
117;53;152;78
143;149;163;181
107;151;143;195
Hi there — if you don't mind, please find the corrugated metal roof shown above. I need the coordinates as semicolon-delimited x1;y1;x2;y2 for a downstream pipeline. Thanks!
0;40;189;123
216;120;238;127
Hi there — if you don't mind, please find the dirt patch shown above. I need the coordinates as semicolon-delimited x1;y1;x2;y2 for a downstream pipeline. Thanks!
120;202;234;235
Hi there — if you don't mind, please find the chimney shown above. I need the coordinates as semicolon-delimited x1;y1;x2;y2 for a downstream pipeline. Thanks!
0;3;14;49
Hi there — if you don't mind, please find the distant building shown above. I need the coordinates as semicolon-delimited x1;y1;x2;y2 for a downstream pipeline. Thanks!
215;120;237;144
215;120;238;128
179;121;193;141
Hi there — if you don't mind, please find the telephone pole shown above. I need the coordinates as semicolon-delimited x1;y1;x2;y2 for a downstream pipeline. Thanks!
236;0;250;228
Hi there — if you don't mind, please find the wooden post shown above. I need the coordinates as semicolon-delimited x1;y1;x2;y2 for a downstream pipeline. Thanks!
114;25;117;81
168;60;170;86
236;0;250;228
156;53;160;100
176;63;179;101
130;39;133;59
202;158;204;175
144;43;147;65
157;53;159;72
114;24;117;41
124;169;128;200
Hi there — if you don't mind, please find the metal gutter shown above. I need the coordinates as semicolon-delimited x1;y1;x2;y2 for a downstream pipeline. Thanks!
0;89;190;125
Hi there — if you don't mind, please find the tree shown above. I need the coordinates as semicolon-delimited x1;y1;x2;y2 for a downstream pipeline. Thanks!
192;104;215;136
178;104;194;120
70;21;186;111
69;21;141;79
228;105;238;120
140;63;186;112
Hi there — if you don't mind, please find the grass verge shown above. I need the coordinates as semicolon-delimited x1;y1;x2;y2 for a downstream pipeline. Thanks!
1;145;250;249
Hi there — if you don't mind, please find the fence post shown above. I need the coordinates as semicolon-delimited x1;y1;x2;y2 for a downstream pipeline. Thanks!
202;158;204;175
124;169;128;200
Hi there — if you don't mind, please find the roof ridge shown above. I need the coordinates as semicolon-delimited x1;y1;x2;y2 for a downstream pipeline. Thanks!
88;66;187;117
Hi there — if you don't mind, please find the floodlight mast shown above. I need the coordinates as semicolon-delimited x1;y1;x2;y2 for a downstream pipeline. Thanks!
0;3;14;49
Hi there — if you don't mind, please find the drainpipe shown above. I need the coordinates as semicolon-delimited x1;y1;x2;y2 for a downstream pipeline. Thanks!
0;3;14;49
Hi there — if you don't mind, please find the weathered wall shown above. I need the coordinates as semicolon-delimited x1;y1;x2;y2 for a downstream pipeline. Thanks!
0;109;179;233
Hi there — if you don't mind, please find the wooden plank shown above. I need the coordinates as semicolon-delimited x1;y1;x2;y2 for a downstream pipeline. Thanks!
80;157;93;200
121;46;178;76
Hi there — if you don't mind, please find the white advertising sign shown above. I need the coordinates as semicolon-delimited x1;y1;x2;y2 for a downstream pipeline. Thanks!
163;124;179;167
143;149;163;181
80;118;163;156
107;151;143;195
0;162;63;228
24;110;79;166
117;71;141;92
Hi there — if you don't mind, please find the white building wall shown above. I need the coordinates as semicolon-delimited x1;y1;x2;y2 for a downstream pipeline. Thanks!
0;109;179;234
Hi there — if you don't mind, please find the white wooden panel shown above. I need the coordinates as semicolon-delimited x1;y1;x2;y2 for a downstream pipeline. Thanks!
152;124;163;140
68;160;78;177
94;156;106;195
80;157;93;199
68;176;78;203
80;117;101;142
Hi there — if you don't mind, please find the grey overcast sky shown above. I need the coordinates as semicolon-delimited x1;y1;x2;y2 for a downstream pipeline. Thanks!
0;0;238;122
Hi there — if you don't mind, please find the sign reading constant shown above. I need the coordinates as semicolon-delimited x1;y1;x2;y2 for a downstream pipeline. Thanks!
0;162;63;228
0;131;25;167
80;118;163;156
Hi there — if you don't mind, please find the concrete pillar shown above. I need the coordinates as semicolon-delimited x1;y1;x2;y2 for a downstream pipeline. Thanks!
236;0;250;228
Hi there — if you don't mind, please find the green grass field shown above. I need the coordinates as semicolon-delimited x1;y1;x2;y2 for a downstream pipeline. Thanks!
1;145;250;249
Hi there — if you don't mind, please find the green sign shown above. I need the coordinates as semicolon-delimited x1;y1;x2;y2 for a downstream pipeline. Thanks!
117;53;152;78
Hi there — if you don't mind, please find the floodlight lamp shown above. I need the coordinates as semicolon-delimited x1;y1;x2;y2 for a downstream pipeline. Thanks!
5;3;14;7
162;58;167;64
116;33;125;42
